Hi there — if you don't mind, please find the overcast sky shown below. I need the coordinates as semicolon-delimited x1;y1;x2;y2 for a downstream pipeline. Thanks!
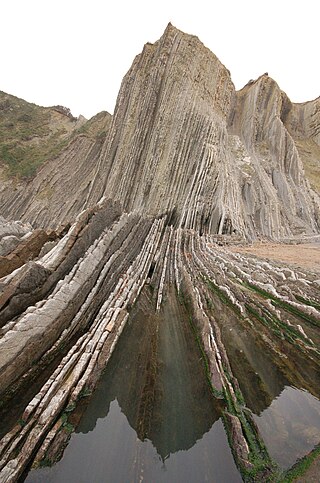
1;0;319;119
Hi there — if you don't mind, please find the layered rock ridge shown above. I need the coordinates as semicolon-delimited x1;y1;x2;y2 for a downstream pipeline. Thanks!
284;95;320;194
1;220;319;482
0;24;318;240
228;74;320;238
89;23;242;235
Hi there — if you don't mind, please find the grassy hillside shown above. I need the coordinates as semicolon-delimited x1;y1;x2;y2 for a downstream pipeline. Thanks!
0;92;84;179
0;91;112;181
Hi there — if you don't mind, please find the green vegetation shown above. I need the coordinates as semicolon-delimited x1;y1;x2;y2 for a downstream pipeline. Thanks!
78;386;93;400
178;285;278;481
1;136;69;179
203;275;242;317
61;411;75;434
75;110;111;141
243;281;320;329
222;402;279;481
0;91;111;180
39;457;53;468
64;402;76;413
0;91;74;180
221;373;278;481
177;288;223;398
18;418;27;427
279;444;320;482
244;302;313;349
295;294;320;312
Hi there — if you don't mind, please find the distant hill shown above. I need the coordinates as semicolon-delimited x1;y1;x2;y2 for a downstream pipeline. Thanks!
0;91;111;180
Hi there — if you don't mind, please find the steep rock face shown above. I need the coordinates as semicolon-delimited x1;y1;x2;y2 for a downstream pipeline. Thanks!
85;24;319;240
285;96;320;145
0;24;318;240
228;75;320;238
284;96;320;193
0;136;102;228
89;23;238;234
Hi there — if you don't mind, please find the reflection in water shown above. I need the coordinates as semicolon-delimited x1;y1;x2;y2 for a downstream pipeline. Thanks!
253;386;320;469
28;399;240;483
26;288;241;482
212;291;320;471
210;286;320;418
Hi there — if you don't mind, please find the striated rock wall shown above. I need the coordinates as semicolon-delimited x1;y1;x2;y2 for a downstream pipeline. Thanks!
0;111;112;229
285;96;320;145
89;23;239;234
228;75;320;238
0;135;105;229
283;96;320;194
87;24;319;240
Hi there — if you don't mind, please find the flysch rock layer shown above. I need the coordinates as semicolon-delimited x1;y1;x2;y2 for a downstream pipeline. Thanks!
284;96;320;194
229;75;320;238
0;219;319;482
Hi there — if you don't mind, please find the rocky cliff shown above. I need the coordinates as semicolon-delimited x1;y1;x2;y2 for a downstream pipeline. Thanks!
284;95;320;193
0;23;319;483
89;24;319;239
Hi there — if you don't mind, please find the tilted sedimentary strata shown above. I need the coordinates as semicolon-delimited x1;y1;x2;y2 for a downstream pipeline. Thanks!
85;24;319;239
0;23;319;482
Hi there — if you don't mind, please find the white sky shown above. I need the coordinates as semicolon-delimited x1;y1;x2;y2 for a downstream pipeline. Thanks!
1;0;319;119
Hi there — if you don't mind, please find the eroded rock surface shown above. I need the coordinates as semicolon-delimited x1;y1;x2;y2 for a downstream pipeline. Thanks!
82;25;319;239
0;24;319;239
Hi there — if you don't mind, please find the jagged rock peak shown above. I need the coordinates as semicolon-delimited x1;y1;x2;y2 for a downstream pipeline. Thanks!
88;23;236;229
84;23;319;240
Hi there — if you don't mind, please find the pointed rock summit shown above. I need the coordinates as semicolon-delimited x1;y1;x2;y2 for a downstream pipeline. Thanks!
79;23;320;239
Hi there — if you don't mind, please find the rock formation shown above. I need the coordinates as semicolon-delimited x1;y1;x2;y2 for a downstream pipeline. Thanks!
88;27;319;239
0;23;319;482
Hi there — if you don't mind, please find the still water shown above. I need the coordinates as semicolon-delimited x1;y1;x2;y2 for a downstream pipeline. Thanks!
26;289;241;482
25;285;320;482
254;386;320;469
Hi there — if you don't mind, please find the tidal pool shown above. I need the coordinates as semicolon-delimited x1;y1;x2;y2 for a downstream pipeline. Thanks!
24;285;320;482
26;288;241;482
27;399;241;483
